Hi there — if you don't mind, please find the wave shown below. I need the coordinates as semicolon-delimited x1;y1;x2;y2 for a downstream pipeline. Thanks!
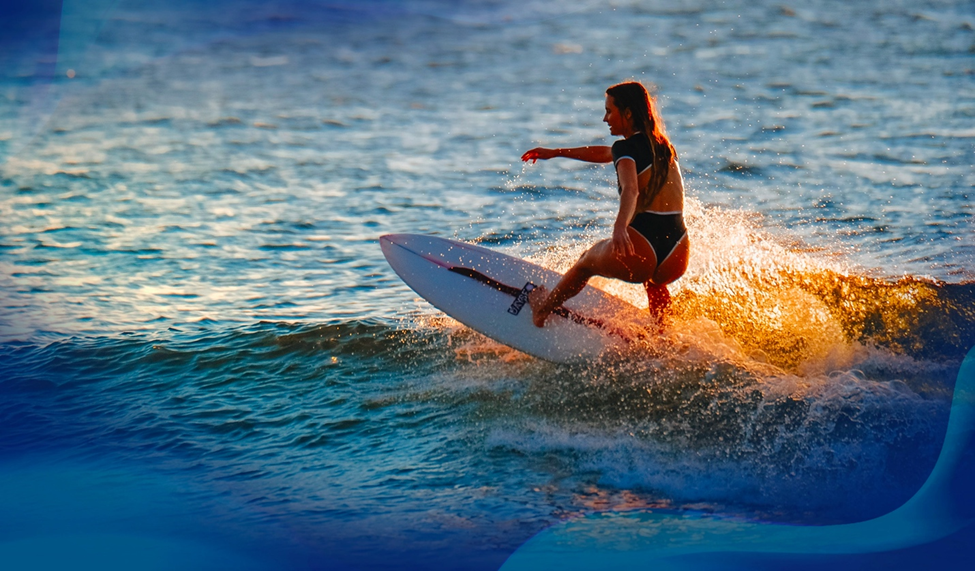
2;260;971;519
673;263;975;370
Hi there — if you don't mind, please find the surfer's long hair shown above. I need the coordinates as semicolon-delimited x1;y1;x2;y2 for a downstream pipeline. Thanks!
606;81;677;211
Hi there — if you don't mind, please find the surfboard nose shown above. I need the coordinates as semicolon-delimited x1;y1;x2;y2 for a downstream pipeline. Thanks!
379;234;406;257
379;234;429;274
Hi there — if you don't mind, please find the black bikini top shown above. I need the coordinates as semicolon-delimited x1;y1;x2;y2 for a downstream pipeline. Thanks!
611;132;654;187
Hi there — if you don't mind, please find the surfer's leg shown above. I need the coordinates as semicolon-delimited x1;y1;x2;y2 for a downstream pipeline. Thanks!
644;282;671;321
528;264;593;328
530;234;655;327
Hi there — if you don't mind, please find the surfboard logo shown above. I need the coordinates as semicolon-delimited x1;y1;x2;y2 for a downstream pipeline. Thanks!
508;282;536;316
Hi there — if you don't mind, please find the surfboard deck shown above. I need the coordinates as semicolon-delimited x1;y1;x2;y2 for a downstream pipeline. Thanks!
380;234;649;364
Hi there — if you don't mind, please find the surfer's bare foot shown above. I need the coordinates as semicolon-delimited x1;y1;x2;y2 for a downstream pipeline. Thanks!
528;285;550;328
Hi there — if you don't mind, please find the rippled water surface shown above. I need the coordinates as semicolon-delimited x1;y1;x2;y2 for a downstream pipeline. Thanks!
1;1;974;569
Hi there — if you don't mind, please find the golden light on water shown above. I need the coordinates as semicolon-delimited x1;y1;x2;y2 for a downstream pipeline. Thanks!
664;200;968;372
673;269;857;373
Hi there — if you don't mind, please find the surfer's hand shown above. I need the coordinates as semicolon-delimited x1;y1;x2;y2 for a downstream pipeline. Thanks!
612;225;635;257
522;147;557;163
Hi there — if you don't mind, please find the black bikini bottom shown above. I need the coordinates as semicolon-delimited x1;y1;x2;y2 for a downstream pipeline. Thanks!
629;211;687;265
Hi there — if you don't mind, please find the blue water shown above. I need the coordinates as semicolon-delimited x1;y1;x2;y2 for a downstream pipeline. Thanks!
1;0;974;569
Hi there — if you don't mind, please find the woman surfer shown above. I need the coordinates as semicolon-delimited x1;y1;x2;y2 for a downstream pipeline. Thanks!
521;81;689;327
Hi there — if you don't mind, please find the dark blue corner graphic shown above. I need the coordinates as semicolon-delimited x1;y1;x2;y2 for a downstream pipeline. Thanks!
501;347;975;570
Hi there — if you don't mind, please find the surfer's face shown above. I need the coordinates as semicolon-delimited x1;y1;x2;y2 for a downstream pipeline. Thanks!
603;95;632;137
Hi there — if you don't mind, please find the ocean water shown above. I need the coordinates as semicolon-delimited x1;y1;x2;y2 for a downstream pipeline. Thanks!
1;0;974;569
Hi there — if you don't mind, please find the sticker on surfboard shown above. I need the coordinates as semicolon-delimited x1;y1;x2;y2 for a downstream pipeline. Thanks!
507;282;536;316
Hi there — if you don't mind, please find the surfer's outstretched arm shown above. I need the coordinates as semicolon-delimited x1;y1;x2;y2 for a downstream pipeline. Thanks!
521;146;612;164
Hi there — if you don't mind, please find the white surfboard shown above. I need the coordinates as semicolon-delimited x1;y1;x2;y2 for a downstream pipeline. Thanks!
380;234;649;364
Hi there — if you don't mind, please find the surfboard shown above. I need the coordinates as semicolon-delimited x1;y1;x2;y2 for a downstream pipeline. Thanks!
379;234;649;364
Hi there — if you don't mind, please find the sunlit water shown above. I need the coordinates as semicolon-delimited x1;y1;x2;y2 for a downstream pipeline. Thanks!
1;0;974;569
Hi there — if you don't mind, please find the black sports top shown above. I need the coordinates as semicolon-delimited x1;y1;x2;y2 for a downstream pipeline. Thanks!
612;132;671;214
611;133;654;184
